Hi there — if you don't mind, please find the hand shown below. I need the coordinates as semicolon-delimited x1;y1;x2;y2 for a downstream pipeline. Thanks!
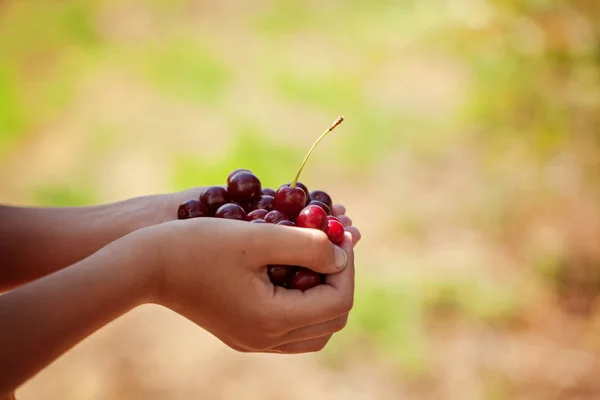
142;217;356;354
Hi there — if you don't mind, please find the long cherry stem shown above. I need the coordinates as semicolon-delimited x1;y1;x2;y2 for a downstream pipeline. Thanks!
291;116;344;188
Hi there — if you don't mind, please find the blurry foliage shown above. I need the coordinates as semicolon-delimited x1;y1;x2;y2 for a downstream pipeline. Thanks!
133;36;231;106
1;0;600;383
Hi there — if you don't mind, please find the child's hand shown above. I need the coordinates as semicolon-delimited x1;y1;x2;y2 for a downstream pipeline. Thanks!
142;218;355;354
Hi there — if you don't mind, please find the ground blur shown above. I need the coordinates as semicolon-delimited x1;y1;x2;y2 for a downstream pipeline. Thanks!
2;1;600;399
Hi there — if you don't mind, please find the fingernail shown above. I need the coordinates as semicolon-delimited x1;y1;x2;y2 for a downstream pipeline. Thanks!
334;246;347;270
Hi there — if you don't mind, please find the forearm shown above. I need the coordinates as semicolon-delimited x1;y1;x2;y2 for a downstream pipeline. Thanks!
0;188;201;290
0;231;156;396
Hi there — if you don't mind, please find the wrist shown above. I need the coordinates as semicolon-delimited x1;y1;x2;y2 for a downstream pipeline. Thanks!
106;227;166;306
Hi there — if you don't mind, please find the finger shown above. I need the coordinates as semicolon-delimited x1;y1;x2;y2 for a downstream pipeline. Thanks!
345;226;361;245
337;215;352;227
268;335;333;354
269;232;355;329
324;231;355;290
332;204;346;216
283;314;348;342
252;224;348;275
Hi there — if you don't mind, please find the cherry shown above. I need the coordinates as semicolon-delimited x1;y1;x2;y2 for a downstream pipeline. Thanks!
281;182;309;204
307;200;331;216
274;117;343;218
200;187;230;215
252;195;275;212
264;210;288;224
227;171;262;203
247;209;268;221
232;201;253;213
177;199;208;219
261;188;276;197
278;220;296;227
227;168;252;185
274;185;307;217
326;219;345;245
309;190;333;211
215;203;246;220
267;265;295;286
288;267;324;291
296;204;328;231
250;219;267;223
327;215;341;223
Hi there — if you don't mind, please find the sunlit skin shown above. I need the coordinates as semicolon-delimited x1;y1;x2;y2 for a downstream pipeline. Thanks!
0;117;363;398
0;188;361;398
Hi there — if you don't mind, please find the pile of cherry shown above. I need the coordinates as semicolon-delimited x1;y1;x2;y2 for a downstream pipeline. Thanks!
177;168;346;291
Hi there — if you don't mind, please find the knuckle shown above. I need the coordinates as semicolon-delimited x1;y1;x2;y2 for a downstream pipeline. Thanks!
332;315;349;332
335;296;354;315
309;338;330;353
310;231;332;258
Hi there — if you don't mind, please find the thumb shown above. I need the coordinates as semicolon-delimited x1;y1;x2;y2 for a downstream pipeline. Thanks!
253;224;348;274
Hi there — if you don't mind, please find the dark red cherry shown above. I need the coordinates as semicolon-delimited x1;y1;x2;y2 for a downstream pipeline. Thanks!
267;265;295;286
288;267;324;291
215;203;246;220
251;219;267;223
307;200;331;216
281;182;309;204
200;187;230;215
177;199;208;219
326;219;345;245
227;168;252;185
327;215;341;223
309;190;332;210
247;209;268;221
274;185;306;217
296;205;328;231
228;171;262;203
264;210;288;224
233;201;253;213
278;220;296;227
252;195;275;212
262;188;276;197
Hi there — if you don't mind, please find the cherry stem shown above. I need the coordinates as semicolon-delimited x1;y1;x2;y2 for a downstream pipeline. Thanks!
291;116;344;188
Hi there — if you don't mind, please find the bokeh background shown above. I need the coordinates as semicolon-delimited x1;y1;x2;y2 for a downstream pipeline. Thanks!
2;0;600;399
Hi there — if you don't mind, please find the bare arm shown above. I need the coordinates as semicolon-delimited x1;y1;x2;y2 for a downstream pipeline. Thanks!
0;229;157;397
0;188;203;291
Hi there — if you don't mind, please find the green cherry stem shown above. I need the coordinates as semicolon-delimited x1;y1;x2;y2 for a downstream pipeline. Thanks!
291;116;344;189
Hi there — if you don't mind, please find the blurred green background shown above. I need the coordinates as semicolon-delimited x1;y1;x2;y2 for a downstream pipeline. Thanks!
2;0;600;399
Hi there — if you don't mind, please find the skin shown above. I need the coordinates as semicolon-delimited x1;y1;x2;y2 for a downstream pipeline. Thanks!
0;187;361;398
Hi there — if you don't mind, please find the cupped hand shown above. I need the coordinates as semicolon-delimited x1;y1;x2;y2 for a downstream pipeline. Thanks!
141;217;355;354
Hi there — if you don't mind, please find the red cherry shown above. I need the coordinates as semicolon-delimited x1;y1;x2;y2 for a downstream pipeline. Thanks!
252;195;275;212
228;171;262;203
327;215;341;223
215;203;246;220
264;210;288;224
177;199;209;219
200;187;230;216
247;209;268;221
296;205;328;231
278;220;296;227
288;267;324;291
261;188;276;197
325;219;345;245
309;190;333;210
227;168;252;185
274;185;306;217
281;182;309;205
307;200;331;215
267;265;295;286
